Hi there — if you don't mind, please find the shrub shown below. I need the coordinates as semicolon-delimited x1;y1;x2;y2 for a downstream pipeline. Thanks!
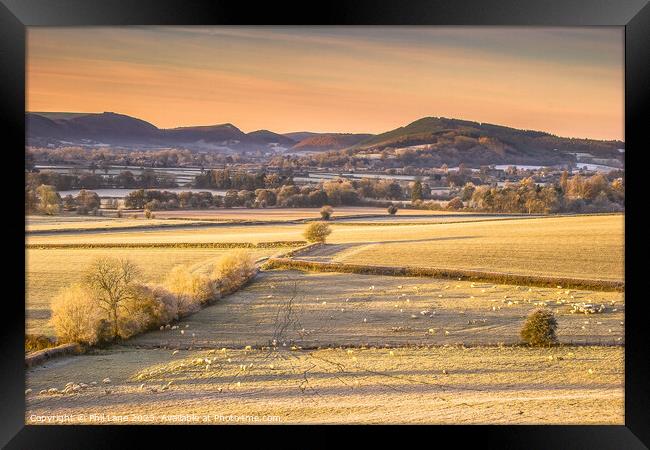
521;309;558;346
320;205;334;220
212;250;257;294
447;196;464;210
387;204;398;215
118;283;179;338
50;284;104;345
304;222;332;243
164;265;215;313
25;334;56;353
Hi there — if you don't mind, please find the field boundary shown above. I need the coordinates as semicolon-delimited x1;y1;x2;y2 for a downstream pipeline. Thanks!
263;258;624;291
26;241;306;250
25;343;82;368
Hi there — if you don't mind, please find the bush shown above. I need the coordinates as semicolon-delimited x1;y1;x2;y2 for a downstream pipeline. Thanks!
212;250;257;294
446;196;464;210
521;309;558;346
387;204;398;215
320;205;334;220
304;222;332;243
25;334;56;353
118;283;178;338
164;265;215;313
50;284;104;345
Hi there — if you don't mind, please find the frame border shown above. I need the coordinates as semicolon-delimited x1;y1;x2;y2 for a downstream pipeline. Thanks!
1;0;647;447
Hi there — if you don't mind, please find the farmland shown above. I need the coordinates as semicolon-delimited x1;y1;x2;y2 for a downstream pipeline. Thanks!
26;345;623;424
27;214;624;280
26;215;212;233
26;270;624;424
25;210;625;424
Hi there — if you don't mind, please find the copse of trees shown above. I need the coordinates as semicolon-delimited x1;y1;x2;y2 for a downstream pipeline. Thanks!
193;169;287;190
28;146;253;169
466;174;623;214
26;168;176;192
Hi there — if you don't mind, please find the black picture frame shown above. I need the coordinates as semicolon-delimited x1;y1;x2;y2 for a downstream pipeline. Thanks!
1;0;647;447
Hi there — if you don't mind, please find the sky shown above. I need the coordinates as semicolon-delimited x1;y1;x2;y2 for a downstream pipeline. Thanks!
27;26;624;141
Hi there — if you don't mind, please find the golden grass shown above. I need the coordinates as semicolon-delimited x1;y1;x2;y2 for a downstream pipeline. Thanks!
128;270;624;349
25;247;289;337
26;215;208;232
26;345;623;424
26;215;623;280
321;215;622;281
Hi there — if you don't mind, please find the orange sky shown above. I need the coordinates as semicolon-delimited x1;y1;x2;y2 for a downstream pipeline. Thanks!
27;27;624;140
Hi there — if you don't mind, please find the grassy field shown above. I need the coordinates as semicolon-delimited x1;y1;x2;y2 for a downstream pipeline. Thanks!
128;270;624;349
25;248;291;337
26;215;212;232
28;215;622;280
301;215;625;281
24;211;625;424
25;345;623;424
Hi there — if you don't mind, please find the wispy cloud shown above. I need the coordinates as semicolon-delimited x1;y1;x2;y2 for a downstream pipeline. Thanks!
27;26;623;139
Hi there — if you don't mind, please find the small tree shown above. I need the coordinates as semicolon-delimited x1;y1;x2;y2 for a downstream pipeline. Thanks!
50;284;104;345
411;180;423;202
387;204;398;215
36;184;61;215
320;205;334;220
304;222;331;243
84;257;141;340
521;309;558;346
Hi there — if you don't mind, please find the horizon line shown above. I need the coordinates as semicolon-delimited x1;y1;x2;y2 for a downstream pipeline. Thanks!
27;109;626;143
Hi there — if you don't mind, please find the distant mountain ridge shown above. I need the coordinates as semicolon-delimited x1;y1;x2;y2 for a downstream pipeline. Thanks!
26;112;624;166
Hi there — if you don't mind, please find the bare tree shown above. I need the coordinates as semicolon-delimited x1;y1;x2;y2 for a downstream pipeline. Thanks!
84;257;141;339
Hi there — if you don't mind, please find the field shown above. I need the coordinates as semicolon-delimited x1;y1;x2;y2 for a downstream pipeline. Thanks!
26;270;624;424
26;345;623;424
26;215;211;233
27;215;624;281
26;247;292;337
128;270;624;349
24;212;625;424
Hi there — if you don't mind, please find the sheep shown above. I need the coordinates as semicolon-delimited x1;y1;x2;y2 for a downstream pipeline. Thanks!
102;378;111;384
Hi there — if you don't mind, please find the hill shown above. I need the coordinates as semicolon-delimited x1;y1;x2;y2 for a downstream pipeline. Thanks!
343;117;624;167
282;131;320;142
26;113;293;151
291;133;374;152
26;112;624;167
247;130;297;147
